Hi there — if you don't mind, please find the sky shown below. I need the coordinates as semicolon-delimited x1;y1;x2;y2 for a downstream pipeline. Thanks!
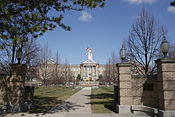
38;0;175;64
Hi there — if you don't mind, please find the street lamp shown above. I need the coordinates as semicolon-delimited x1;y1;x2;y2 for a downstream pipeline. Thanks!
16;48;22;64
120;44;127;62
160;38;169;58
170;0;175;6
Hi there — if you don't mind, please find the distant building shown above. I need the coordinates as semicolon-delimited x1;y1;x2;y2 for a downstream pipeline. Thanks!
70;48;104;81
38;48;105;83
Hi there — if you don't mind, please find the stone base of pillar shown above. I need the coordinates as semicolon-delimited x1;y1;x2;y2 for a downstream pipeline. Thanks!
117;105;131;114
7;103;30;112
158;110;175;117
112;101;117;113
131;105;156;116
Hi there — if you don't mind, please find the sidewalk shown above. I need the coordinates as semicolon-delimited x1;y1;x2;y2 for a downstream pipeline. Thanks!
2;87;151;117
3;87;92;117
49;87;92;114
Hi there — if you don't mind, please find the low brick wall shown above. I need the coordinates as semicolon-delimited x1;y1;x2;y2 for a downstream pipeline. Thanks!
116;58;175;116
131;75;158;107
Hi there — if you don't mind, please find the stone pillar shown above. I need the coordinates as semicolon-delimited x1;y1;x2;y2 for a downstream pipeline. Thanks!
116;63;132;114
156;58;175;117
7;64;27;112
0;76;7;105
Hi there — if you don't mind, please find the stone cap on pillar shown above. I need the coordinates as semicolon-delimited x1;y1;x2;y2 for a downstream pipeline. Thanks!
116;63;132;74
10;64;27;67
155;58;175;64
156;58;175;73
116;63;132;67
10;64;27;66
10;64;27;76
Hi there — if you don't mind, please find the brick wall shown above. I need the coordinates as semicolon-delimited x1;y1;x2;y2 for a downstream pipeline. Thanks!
116;58;175;116
131;75;158;107
117;63;132;105
156;59;175;111
116;63;158;108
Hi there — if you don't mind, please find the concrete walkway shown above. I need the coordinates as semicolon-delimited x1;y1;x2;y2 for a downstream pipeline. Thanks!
2;87;151;117
49;87;92;114
2;87;92;117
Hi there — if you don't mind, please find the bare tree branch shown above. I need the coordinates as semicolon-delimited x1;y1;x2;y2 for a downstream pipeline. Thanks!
127;8;167;75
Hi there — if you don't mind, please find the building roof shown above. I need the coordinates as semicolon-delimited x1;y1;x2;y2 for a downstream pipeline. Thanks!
82;59;96;64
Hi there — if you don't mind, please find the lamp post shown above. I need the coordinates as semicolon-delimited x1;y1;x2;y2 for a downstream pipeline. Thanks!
120;44;127;63
170;0;175;6
160;38;169;58
16;48;22;64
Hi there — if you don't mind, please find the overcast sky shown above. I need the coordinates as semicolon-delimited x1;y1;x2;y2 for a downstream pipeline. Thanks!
38;0;175;64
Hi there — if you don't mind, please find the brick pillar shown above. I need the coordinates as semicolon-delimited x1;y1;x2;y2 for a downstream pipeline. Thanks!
116;63;132;113
156;58;175;117
7;64;27;112
0;74;7;105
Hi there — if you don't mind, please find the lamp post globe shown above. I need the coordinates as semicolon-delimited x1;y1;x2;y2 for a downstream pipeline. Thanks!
170;0;175;6
160;38;169;58
120;44;126;62
16;48;22;64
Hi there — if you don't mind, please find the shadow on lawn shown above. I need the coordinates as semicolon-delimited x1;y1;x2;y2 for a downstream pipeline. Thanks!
29;96;62;113
87;93;115;112
29;96;84;114
1;96;84;117
0;96;60;117
90;93;113;99
49;101;84;114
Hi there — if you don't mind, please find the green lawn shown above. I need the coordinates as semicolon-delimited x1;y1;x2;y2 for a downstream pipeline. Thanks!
91;86;115;113
29;86;81;113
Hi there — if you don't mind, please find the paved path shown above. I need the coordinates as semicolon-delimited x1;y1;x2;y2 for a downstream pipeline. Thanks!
49;87;92;114
2;87;151;117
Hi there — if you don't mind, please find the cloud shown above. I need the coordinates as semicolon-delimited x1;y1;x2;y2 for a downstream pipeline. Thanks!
122;0;157;4
79;11;92;22
132;15;141;20
167;6;175;14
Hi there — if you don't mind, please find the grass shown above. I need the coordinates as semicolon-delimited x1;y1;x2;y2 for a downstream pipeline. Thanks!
29;86;81;113
91;86;115;113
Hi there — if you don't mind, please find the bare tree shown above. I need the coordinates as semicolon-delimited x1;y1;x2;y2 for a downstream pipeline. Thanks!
102;51;119;85
127;8;167;75
0;38;40;74
39;42;52;84
111;51;119;85
103;58;112;85
21;39;40;66
22;39;40;82
50;51;62;85
62;59;73;86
